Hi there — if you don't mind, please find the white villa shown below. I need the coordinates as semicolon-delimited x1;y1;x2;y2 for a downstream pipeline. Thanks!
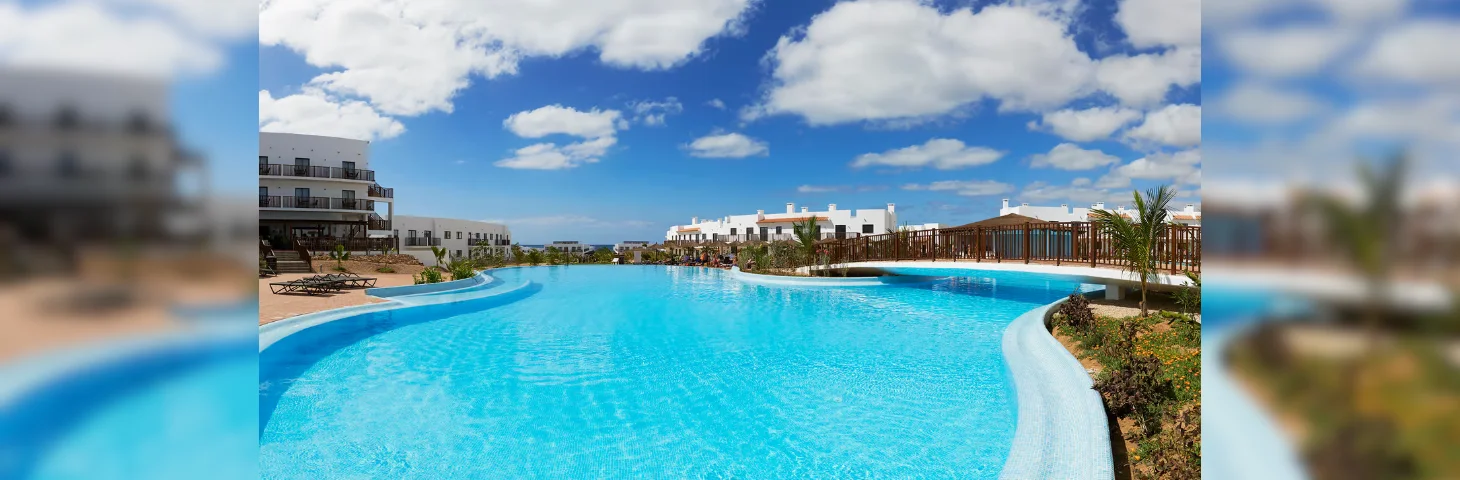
392;215;511;266
260;132;511;263
666;202;897;242
999;199;1201;226
546;241;595;254
614;241;651;253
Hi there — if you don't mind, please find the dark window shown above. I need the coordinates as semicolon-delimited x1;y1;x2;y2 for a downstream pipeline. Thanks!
343;161;355;170
393;230;399;238
408;229;416;238
863;224;874;234
424;230;432;238
259;155;268;165
259;187;267;197
456;231;462;239
455;250;462;257
293;157;310;175
342;190;354;199
775;226;782;234
57;151;80;177
129;156;148;180
730;228;737;235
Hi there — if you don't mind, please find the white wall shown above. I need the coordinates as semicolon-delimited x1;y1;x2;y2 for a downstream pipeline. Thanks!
394;215;512;265
665;203;897;241
259;132;370;170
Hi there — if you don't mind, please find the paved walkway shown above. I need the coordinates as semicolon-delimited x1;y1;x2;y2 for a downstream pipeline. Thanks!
258;273;415;325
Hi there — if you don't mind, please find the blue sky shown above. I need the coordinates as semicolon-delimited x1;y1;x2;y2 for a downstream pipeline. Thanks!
257;0;1201;244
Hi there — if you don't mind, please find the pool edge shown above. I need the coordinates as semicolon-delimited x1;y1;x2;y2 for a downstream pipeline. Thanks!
998;292;1114;480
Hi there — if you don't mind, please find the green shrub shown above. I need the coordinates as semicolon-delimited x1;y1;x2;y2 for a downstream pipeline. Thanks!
1056;293;1095;331
376;265;395;274
448;259;475;280
413;268;443;285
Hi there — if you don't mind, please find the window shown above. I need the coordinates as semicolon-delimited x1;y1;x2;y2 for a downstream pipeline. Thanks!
57;151;80;178
408;229;417;238
457;231;462;239
393;230;399;238
259;155;268;165
730;228;737;235
259;187;267;198
863;224;874;234
293;158;310;176
294;187;309;198
775;226;782;234
424;230;432;238
456;250;462;258
342;161;357;179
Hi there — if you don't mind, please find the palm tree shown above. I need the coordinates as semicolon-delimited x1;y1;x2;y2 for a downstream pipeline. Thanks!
1089;185;1177;317
430;245;447;270
792;216;821;265
329;243;351;271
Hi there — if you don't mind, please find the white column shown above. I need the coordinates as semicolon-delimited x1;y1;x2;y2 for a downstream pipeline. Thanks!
1104;283;1124;300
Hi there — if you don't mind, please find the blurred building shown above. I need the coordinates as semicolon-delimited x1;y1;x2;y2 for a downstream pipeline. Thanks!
998;198;1202;226
0;68;207;274
392;215;510;265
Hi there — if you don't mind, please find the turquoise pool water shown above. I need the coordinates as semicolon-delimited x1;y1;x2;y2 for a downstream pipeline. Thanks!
260;266;1087;478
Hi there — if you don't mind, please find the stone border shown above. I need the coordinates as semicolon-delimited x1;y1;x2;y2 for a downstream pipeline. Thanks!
999;292;1113;479
728;266;945;287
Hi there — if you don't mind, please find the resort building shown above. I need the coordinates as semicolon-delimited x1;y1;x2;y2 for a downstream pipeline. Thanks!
0;68;208;270
665;202;897;243
898;223;945;232
546;241;594;254
999;199;1201;226
614;241;651;253
259;132;395;252
391;215;511;266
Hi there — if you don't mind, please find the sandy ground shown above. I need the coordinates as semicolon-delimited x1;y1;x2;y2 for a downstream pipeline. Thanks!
309;259;430;276
258;272;418;325
1087;290;1198;321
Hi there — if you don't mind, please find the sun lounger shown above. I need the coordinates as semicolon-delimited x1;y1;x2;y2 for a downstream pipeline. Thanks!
319;273;377;288
268;279;334;295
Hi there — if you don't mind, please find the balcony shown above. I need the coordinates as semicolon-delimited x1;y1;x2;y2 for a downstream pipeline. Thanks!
367;218;391;230
403;236;441;247
259;163;376;182
259;196;376;211
466;238;511;247
368;184;394;198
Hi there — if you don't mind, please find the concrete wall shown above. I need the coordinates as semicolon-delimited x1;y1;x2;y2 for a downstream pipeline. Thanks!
666;202;897;241
259;132;370;170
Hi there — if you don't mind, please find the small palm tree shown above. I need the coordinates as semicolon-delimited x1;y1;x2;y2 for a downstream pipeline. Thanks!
792;216;821;264
329;244;351;271
1089;185;1177;317
429;245;448;270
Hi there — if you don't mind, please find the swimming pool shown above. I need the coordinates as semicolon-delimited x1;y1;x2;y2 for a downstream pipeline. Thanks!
259;266;1090;478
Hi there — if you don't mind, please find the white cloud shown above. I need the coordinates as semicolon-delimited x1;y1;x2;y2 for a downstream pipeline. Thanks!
1352;21;1460;86
1220;26;1356;78
108;0;259;38
1124;104;1201;147
1213;82;1326;124
685;132;768;158
1095;47;1201;108
259;0;755;118
706;98;726;109
627;97;684;126
1030;143;1122;170
748;2;1098;125
259;89;405;141
1115;0;1201;48
503;105;625;139
494;136;617;170
1101;149;1202;188
0;1;225;79
1029;107;1142;142
797;185;844;193
852;139;1003;170
1018;180;1126;205
902;180;1015;196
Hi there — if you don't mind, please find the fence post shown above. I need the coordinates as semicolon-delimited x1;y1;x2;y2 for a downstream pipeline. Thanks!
1023;223;1031;264
1089;223;1097;268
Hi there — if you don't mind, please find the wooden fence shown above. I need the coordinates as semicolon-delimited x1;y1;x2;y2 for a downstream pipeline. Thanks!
823;222;1201;274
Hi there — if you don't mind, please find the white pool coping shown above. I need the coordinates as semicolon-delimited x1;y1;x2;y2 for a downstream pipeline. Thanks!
729;267;946;287
811;260;1189;288
998;293;1113;479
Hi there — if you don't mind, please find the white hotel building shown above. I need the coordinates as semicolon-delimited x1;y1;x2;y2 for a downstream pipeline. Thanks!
259;132;510;264
999;199;1201;226
666;202;897;243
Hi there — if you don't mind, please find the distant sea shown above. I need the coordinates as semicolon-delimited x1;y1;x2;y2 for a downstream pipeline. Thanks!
519;244;616;250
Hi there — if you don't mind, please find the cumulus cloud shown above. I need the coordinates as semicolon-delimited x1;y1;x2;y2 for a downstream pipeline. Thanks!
503;105;626;138
1029;107;1142;142
1124;104;1202;147
258;0;754;124
1219;26;1356;78
902;180;1014;196
628;97;684;126
1018;180;1127;205
706;98;726;109
1352;20;1460;86
0;1;227;78
1213;82;1326;124
1030;143;1123;170
747;2;1099;125
1100;148;1202;188
797;185;844;193
685;132;769;158
497;104;625;169
259;89;405;141
852;139;1003;170
1115;0;1201;48
1095;47;1202;108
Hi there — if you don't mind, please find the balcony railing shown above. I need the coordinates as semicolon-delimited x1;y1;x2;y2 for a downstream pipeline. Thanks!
821;222;1201;273
259;196;376;211
368;184;393;198
666;232;868;245
367;218;390;230
295;237;395;253
403;236;441;247
259;163;376;182
466;238;512;246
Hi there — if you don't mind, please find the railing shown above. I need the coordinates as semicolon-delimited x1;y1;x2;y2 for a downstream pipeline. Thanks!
403;236;441;247
290;238;314;273
296;237;396;253
259;163;376;182
822;222;1200;274
367;218;391;230
368;184;393;198
466;238;507;246
667;232;869;245
258;196;376;211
